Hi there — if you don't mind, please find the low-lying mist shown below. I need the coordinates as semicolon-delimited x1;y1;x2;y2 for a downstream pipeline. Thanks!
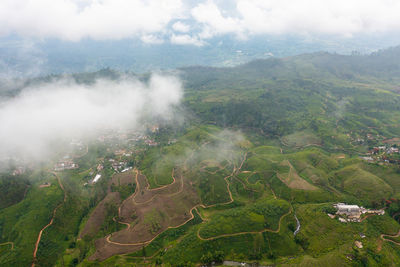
0;74;183;160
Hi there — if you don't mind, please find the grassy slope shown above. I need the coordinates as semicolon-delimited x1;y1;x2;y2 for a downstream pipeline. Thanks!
4;48;400;265
0;172;63;266
77;127;400;266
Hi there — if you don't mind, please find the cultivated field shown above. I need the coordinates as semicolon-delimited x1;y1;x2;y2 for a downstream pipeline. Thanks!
277;160;318;190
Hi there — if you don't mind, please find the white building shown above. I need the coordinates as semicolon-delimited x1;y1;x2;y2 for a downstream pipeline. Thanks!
92;174;102;183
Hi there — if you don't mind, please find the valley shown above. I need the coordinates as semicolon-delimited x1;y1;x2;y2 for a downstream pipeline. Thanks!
2;47;400;266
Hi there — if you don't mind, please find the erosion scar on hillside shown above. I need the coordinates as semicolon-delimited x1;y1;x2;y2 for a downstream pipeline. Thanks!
89;168;200;261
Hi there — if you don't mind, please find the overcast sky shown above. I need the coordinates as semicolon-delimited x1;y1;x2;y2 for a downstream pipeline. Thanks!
1;0;400;46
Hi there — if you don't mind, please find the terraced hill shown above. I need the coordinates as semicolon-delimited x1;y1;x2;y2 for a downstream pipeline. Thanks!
3;48;400;266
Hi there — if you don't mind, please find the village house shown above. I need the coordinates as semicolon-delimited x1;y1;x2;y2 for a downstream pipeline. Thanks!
92;174;102;184
145;139;158;146
387;147;399;154
12;166;25;176
360;156;374;163
114;149;126;156
111;161;127;172
333;203;385;222
54;160;79;171
97;164;104;171
334;203;362;219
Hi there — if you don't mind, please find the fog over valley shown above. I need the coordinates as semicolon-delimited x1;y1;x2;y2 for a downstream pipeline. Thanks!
0;74;183;160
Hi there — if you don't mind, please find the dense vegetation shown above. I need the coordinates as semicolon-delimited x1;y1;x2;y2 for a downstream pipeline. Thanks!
2;47;400;266
0;174;30;209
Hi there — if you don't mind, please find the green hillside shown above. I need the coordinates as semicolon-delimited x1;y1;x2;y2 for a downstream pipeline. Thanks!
2;47;400;266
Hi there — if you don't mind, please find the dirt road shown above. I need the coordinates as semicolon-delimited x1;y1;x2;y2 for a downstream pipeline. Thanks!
196;206;292;241
0;242;14;250
31;172;67;267
381;230;400;246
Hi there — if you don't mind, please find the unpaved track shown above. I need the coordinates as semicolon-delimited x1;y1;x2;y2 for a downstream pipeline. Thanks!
106;206;200;247
196;206;292;241
113;167;183;229
115;169;140;229
0;242;14;250
194;152;294;241
381;230;400;246
202;152;247;208
133;168;183;205
105;152;248;248
31;172;67;267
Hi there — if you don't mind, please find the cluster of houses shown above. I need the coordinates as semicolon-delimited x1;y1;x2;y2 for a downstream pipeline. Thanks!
108;159;131;172
12;166;26;176
361;144;400;164
96;126;159;146
144;139;158;146
369;145;399;155
98;131;159;147
97;130;130;142
0;156;29;176
329;203;385;223
54;160;79;171
348;132;381;145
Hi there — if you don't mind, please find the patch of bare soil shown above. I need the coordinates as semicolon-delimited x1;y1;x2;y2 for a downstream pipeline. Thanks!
277;160;318;190
133;171;182;204
80;192;121;238
89;168;200;261
81;171;135;238
108;171;135;192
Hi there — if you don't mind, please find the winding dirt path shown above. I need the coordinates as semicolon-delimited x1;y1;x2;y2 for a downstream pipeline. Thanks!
106;206;201;247
113;169;141;229
105;152;248;248
113;167;183;228
196;206;292;241
359;213;376;222
381;230;400;246
31;172;67;267
133;168;183;205
196;153;246;209
0;241;14;250
193;152;293;242
111;149;196;232
145;169;177;191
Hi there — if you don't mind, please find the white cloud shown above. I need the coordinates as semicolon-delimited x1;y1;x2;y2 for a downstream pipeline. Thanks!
0;74;183;158
192;0;400;39
191;0;242;39
141;34;165;44
172;21;191;33
170;34;204;46
1;0;400;43
0;0;184;41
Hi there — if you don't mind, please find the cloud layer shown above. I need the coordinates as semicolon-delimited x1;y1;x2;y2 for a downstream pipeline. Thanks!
0;74;183;158
0;0;184;41
1;0;400;44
